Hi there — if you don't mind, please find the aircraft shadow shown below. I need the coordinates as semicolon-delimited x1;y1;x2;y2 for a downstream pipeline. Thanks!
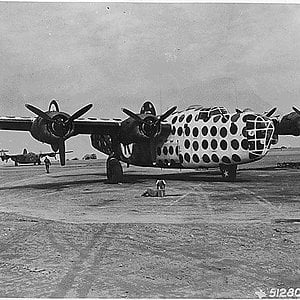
0;170;251;192
51;169;249;184
52;173;107;178
241;166;300;172
0;178;106;192
121;171;248;183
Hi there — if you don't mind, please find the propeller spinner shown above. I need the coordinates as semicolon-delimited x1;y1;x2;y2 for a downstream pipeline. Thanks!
26;101;93;166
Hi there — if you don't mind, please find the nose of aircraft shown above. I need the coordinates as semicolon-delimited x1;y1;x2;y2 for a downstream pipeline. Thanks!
243;114;275;160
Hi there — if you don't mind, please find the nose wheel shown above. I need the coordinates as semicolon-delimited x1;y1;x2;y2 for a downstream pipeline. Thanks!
106;157;123;183
220;164;237;182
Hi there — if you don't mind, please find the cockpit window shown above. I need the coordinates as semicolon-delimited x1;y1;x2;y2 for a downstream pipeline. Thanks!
196;106;229;120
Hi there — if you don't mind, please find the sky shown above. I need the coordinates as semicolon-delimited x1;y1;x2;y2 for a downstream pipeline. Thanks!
0;2;300;160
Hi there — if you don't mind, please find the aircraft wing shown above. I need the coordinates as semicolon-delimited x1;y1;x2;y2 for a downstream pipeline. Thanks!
0;116;34;131
0;116;122;134
0;154;20;162
5;154;20;159
39;150;73;158
72;118;122;134
39;152;57;158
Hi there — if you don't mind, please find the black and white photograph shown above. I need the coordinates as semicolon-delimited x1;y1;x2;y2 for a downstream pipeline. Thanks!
0;1;299;298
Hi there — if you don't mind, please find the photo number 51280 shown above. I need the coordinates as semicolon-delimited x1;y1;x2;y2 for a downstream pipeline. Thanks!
269;288;300;298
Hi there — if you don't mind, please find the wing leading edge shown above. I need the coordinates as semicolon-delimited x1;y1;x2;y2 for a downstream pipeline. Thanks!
0;115;122;135
0;117;34;131
73;118;122;135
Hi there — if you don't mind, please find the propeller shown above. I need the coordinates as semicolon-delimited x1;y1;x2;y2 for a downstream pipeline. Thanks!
235;107;277;118
122;108;145;124
25;104;54;123
26;102;93;166
58;139;66;166
122;106;177;138
158;106;177;122
66;104;93;125
293;106;300;115
264;107;277;117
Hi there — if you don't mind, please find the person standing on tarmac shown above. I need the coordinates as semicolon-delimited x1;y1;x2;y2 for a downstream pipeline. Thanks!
156;179;166;197
44;157;51;173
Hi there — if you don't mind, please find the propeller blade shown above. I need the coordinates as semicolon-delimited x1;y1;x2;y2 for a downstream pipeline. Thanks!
265;107;277;117
159;106;177;121
122;108;144;123
292;106;300;115
149;139;157;164
25;104;54;123
58;140;66;166
68;104;93;123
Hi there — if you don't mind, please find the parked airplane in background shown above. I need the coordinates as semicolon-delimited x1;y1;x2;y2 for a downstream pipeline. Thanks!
0;149;8;157
0;99;299;181
0;148;73;166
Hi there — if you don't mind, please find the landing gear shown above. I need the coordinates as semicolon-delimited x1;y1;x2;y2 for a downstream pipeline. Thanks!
14;161;18;167
220;164;237;182
106;157;123;183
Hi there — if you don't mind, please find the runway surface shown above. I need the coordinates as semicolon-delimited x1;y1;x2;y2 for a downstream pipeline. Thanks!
0;149;299;298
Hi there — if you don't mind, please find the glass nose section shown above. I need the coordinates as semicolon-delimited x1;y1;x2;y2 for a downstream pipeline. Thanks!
244;115;275;157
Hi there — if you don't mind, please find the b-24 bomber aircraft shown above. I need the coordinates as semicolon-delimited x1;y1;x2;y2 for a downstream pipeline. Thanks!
0;148;73;166
0;99;299;182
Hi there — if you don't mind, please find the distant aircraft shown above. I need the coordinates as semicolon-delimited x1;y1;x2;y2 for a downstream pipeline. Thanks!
0;149;8;159
0;148;73;166
0;99;299;181
82;153;97;160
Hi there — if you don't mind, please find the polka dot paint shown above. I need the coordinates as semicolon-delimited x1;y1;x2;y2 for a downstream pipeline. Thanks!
155;105;275;168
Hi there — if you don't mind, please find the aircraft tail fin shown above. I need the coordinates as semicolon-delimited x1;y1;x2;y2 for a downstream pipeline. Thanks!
140;101;156;115
0;150;8;160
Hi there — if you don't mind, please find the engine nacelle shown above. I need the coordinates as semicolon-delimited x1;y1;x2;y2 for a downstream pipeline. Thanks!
30;111;74;146
276;111;300;136
119;117;163;145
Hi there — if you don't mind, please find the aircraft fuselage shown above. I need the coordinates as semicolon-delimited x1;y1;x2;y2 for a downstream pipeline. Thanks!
118;106;276;169
10;153;41;165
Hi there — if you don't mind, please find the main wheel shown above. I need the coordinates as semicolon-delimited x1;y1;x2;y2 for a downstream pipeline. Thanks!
106;158;123;183
220;164;237;182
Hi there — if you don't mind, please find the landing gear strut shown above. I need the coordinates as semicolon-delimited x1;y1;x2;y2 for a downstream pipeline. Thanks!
106;157;123;183
220;164;237;182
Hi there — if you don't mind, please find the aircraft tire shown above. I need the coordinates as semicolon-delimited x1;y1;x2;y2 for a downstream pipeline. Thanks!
220;164;237;182
106;158;123;183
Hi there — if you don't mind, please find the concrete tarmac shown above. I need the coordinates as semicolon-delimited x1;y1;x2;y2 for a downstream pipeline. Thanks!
0;150;299;298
